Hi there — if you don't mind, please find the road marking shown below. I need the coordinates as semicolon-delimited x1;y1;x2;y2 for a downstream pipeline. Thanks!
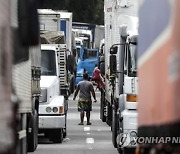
87;132;90;135
84;127;90;131
86;138;94;144
97;129;101;131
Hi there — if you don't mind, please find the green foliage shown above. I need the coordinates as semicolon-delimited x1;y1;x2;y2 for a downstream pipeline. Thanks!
38;0;104;25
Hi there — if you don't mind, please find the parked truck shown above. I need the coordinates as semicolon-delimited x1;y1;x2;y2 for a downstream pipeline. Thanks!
38;9;61;31
72;22;95;49
0;0;40;153
137;0;180;153
39;31;68;143
75;45;99;84
58;11;76;53
38;9;76;95
102;0;138;153
73;22;104;50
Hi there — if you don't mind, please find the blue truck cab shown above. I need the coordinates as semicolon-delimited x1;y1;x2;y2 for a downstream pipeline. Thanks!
75;45;98;85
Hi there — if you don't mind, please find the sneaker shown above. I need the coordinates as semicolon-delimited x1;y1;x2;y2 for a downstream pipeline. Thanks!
78;122;84;125
87;122;92;125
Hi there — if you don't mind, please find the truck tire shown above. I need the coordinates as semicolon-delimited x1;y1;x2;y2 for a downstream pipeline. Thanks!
67;55;76;74
112;104;118;148
106;102;112;126
70;75;75;94
27;110;38;152
117;147;123;154
124;148;135;154
117;112;124;154
51;129;63;143
100;89;106;122
63;114;67;138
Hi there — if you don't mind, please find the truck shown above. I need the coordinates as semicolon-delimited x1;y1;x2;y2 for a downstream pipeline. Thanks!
38;9;61;31
57;11;76;53
0;0;40;153
39;31;68;143
72;22;104;50
102;0;138;153
38;9;76;95
75;45;99;84
94;25;105;49
72;22;95;49
137;0;180;153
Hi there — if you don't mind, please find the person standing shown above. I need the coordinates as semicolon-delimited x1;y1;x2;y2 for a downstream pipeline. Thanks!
92;64;105;90
73;73;97;125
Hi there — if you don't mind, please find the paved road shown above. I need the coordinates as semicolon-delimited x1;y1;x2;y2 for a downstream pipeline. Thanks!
29;91;118;154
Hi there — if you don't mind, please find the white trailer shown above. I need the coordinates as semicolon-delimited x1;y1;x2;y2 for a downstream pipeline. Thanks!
38;9;61;31
94;25;105;49
0;1;14;153
12;0;41;152
57;11;74;52
0;0;40;153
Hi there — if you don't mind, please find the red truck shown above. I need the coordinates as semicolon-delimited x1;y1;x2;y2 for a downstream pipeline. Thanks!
137;0;180;153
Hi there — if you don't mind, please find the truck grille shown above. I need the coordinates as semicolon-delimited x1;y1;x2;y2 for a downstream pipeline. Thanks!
39;88;47;103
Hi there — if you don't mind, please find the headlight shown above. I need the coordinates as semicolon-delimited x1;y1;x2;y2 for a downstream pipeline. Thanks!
53;107;58;113
46;107;51;113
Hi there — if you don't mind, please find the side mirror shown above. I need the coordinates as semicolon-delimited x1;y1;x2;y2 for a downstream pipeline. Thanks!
129;35;138;45
18;0;39;46
99;56;105;75
110;55;117;75
110;46;118;54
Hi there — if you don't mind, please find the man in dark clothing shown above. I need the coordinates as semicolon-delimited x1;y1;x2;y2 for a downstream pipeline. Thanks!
73;73;97;125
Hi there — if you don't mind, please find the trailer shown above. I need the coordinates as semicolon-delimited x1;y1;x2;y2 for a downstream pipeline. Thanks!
137;0;180;153
0;0;40;153
38;9;61;31
58;11;75;53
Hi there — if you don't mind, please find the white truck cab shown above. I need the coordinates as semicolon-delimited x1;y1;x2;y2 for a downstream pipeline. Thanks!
39;44;68;143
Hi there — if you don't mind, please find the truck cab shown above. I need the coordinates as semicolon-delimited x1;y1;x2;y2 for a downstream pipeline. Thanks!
109;31;138;153
75;45;98;85
39;44;68;143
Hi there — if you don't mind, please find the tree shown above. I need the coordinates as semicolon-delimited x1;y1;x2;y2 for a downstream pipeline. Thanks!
38;0;104;25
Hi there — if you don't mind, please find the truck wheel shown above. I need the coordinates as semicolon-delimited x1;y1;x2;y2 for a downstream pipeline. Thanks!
124;148;135;154
63;128;67;138
27;110;38;152
117;147;123;154
112;106;118;148
51;129;63;143
100;89;106;122
117;114;124;154
70;76;75;94
106;102;112;126
67;55;76;74
63;115;67;138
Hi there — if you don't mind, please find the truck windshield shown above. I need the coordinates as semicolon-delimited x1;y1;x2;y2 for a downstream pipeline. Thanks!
83;49;97;59
129;43;137;72
41;50;56;76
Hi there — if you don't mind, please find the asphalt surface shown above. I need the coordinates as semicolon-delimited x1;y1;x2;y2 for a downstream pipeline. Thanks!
29;91;118;154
